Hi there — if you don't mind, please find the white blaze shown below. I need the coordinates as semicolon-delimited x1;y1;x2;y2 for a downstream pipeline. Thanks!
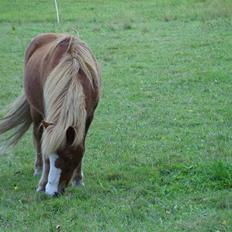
45;154;61;196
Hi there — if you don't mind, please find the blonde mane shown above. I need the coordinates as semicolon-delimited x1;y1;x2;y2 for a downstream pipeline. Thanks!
41;36;100;157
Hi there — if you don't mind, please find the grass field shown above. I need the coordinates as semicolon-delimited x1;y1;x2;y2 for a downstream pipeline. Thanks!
0;0;232;231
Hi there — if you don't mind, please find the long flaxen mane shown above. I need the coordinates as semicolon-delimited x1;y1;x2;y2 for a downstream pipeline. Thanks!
41;35;100;157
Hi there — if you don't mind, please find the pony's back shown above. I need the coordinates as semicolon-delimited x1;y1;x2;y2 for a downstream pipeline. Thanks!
0;34;100;155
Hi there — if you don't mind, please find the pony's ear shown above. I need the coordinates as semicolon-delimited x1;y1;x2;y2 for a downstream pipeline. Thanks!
41;120;53;129
57;37;71;53
66;126;76;146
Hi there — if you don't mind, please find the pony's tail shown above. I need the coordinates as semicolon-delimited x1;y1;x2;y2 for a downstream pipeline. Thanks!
0;95;32;154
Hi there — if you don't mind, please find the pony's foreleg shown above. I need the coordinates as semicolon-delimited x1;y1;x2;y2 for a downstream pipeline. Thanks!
33;123;43;176
30;106;43;176
37;157;49;192
71;116;93;187
71;142;85;187
72;161;84;187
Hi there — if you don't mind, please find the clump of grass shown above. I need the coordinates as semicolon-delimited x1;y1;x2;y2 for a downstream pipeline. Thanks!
123;22;133;30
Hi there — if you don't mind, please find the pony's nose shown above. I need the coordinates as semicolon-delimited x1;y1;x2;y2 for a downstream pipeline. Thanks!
45;184;64;197
53;189;65;197
45;180;65;196
53;188;65;197
53;192;60;197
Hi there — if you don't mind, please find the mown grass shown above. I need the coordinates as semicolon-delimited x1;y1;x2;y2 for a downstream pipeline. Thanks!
0;0;232;231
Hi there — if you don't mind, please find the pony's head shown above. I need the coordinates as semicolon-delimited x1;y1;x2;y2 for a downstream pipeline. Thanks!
42;122;84;196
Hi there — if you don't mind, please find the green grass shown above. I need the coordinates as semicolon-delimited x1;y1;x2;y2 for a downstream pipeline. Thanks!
0;0;232;231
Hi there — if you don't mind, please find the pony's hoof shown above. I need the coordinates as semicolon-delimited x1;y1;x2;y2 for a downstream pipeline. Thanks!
33;169;41;176
36;185;45;192
72;179;85;187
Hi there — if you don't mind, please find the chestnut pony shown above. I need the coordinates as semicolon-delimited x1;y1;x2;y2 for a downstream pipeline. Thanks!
0;33;100;196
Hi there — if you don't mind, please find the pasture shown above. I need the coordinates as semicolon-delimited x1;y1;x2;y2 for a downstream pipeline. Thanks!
0;0;232;231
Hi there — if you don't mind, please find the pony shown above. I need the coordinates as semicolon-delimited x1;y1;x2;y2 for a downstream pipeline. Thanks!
0;33;100;196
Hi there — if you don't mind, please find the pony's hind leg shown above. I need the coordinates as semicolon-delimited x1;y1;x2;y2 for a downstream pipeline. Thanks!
72;162;84;187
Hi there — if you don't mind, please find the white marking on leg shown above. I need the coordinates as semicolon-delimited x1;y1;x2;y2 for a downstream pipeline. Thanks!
79;170;85;186
45;154;61;196
72;168;84;187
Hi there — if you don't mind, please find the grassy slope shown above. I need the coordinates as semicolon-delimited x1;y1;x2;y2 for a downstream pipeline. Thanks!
0;0;232;231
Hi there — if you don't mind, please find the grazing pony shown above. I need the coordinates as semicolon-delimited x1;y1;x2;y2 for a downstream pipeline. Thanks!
0;33;100;196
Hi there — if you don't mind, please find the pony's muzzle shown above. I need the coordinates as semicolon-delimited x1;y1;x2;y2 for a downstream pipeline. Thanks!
45;183;65;197
51;189;65;197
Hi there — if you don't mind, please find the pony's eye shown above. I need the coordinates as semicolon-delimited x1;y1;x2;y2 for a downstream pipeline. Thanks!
55;158;65;169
